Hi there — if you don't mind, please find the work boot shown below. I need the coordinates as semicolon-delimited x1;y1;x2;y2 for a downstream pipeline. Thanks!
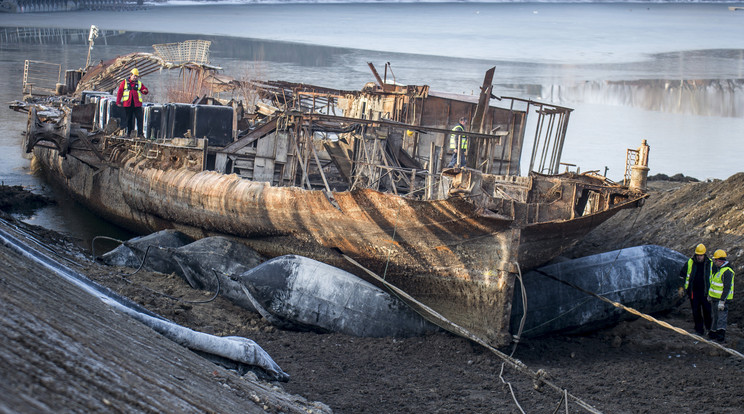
708;330;719;341
717;330;726;343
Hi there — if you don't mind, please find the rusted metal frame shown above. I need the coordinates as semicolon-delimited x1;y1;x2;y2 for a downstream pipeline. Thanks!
352;133;377;190
350;136;364;190
303;112;504;141
480;109;496;173
182;67;191;100
485;134;493;174
502;99;519;175
183;67;193;99
200;137;207;171
410;96;422;158
391;94;401;123
528;102;545;174
367;62;393;92
22;60;30;93
196;67;207;99
189;67;205;100
483;110;495;173
471;67;495;136
548;111;564;174
191;67;201;98
348;132;370;191
281;89;290;110
426;142;436;200
500;96;574;114
455;124;465;169
536;109;554;174
384;140;413;190
407;168;418;196
384;63;396;86
292;126;312;190
301;122;313;188
624;149;639;184
307;124;333;194
254;80;355;101
293;90;344;100
330;96;337;116
94;58;164;93
440;101;453;173
548;111;567;175
365;164;395;193
286;122;300;187
501;106;517;176
553;110;571;175
71;130;107;162
23;60;62;95
379;144;399;196
511;107;527;176
370;135;382;191
539;111;557;174
546;111;561;174
186;68;196;99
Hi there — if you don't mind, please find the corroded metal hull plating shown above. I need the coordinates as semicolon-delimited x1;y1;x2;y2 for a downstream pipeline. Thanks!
19;61;648;346
33;138;644;346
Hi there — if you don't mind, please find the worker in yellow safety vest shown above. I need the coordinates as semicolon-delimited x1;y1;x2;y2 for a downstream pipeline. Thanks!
116;68;149;138
708;249;735;342
447;116;469;168
679;243;712;336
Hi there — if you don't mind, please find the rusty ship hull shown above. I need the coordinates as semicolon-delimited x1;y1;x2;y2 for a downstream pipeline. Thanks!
30;132;645;346
16;55;649;345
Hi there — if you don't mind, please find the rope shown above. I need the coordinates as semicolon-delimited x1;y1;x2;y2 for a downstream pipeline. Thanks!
510;263;527;357
93;236;221;305
550;199;744;359
533;268;744;359
374;197;532;410
91;235;125;260
497;262;530;411
499;363;526;414
340;253;603;414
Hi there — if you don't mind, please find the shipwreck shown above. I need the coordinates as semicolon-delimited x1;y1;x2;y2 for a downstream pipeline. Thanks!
12;40;650;346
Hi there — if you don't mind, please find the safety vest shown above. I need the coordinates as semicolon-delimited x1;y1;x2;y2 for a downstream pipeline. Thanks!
684;257;710;290
709;265;734;300
449;124;467;150
122;79;143;104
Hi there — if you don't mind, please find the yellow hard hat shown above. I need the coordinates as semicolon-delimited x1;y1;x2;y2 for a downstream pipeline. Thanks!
406;130;414;136
131;68;140;76
694;244;706;255
713;249;727;260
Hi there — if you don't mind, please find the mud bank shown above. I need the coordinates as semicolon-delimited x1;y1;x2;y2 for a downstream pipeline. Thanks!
2;176;744;413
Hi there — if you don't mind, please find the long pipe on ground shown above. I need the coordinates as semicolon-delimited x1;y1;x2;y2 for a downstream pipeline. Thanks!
0;218;289;382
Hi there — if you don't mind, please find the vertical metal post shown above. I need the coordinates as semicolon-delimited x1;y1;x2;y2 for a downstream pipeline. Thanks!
426;142;436;200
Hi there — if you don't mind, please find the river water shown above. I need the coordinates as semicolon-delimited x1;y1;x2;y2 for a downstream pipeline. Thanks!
1;2;743;247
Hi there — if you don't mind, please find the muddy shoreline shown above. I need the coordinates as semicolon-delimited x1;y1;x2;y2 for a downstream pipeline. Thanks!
2;176;744;413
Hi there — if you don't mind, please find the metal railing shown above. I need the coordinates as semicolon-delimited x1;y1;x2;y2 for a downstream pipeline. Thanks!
23;60;61;96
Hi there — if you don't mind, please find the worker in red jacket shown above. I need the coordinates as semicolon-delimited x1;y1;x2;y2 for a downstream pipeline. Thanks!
116;68;149;138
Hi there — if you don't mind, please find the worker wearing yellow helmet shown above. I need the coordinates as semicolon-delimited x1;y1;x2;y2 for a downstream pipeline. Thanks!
707;249;734;342
447;116;469;168
116;67;149;138
680;243;712;336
